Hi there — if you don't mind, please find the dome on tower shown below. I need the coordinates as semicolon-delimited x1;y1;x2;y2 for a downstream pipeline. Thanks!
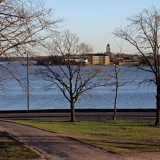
107;43;110;47
106;43;111;53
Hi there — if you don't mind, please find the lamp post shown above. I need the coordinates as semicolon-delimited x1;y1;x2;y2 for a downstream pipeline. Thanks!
23;41;36;110
24;52;30;110
27;53;30;110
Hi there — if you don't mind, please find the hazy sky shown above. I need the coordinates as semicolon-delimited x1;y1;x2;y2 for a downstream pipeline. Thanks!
45;0;160;54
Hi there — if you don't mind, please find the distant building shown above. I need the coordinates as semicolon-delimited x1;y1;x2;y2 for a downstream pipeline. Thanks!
91;43;111;65
92;54;110;65
106;43;111;53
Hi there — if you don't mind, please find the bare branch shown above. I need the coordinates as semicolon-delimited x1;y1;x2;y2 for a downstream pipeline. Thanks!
113;6;160;125
36;30;109;121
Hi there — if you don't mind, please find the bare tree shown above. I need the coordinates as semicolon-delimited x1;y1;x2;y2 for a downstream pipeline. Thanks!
111;61;120;120
113;6;160;125
110;61;132;120
0;0;62;57
37;30;109;122
0;0;62;90
109;44;130;120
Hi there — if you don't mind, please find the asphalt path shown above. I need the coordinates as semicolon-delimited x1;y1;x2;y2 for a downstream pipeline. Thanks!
0;121;159;160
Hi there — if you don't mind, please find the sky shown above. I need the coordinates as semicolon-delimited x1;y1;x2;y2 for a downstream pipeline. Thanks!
45;0;160;54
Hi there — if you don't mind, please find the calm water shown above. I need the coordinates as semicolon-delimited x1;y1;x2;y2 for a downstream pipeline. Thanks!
0;65;156;110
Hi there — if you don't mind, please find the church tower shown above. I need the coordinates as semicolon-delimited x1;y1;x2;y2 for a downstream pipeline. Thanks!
106;43;111;53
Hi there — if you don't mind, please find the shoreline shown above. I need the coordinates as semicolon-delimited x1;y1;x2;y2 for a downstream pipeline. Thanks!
0;109;156;120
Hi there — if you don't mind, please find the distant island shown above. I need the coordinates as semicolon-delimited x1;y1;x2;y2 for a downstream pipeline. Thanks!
0;44;151;66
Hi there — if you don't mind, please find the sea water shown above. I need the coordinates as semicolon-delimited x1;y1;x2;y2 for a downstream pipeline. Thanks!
0;65;156;110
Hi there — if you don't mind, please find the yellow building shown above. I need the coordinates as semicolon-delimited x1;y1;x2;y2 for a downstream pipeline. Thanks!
91;43;111;65
92;54;110;65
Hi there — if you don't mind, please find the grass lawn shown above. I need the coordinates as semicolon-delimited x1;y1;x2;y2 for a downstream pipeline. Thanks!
13;119;160;154
0;131;40;160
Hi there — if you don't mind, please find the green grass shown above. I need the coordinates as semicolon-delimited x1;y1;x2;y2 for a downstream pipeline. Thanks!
0;131;40;160
12;119;160;154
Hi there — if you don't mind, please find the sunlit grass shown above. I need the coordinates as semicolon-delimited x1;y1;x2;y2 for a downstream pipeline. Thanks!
0;131;40;160
13;119;160;154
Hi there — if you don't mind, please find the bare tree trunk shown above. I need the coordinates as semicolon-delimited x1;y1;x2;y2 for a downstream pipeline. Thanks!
70;102;76;122
155;84;160;125
113;7;160;126
37;30;108;122
113;87;118;120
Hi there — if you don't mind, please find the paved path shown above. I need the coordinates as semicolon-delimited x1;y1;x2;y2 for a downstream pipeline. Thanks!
0;121;159;160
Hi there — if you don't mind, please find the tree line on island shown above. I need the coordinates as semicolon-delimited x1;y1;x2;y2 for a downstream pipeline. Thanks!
0;0;159;125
